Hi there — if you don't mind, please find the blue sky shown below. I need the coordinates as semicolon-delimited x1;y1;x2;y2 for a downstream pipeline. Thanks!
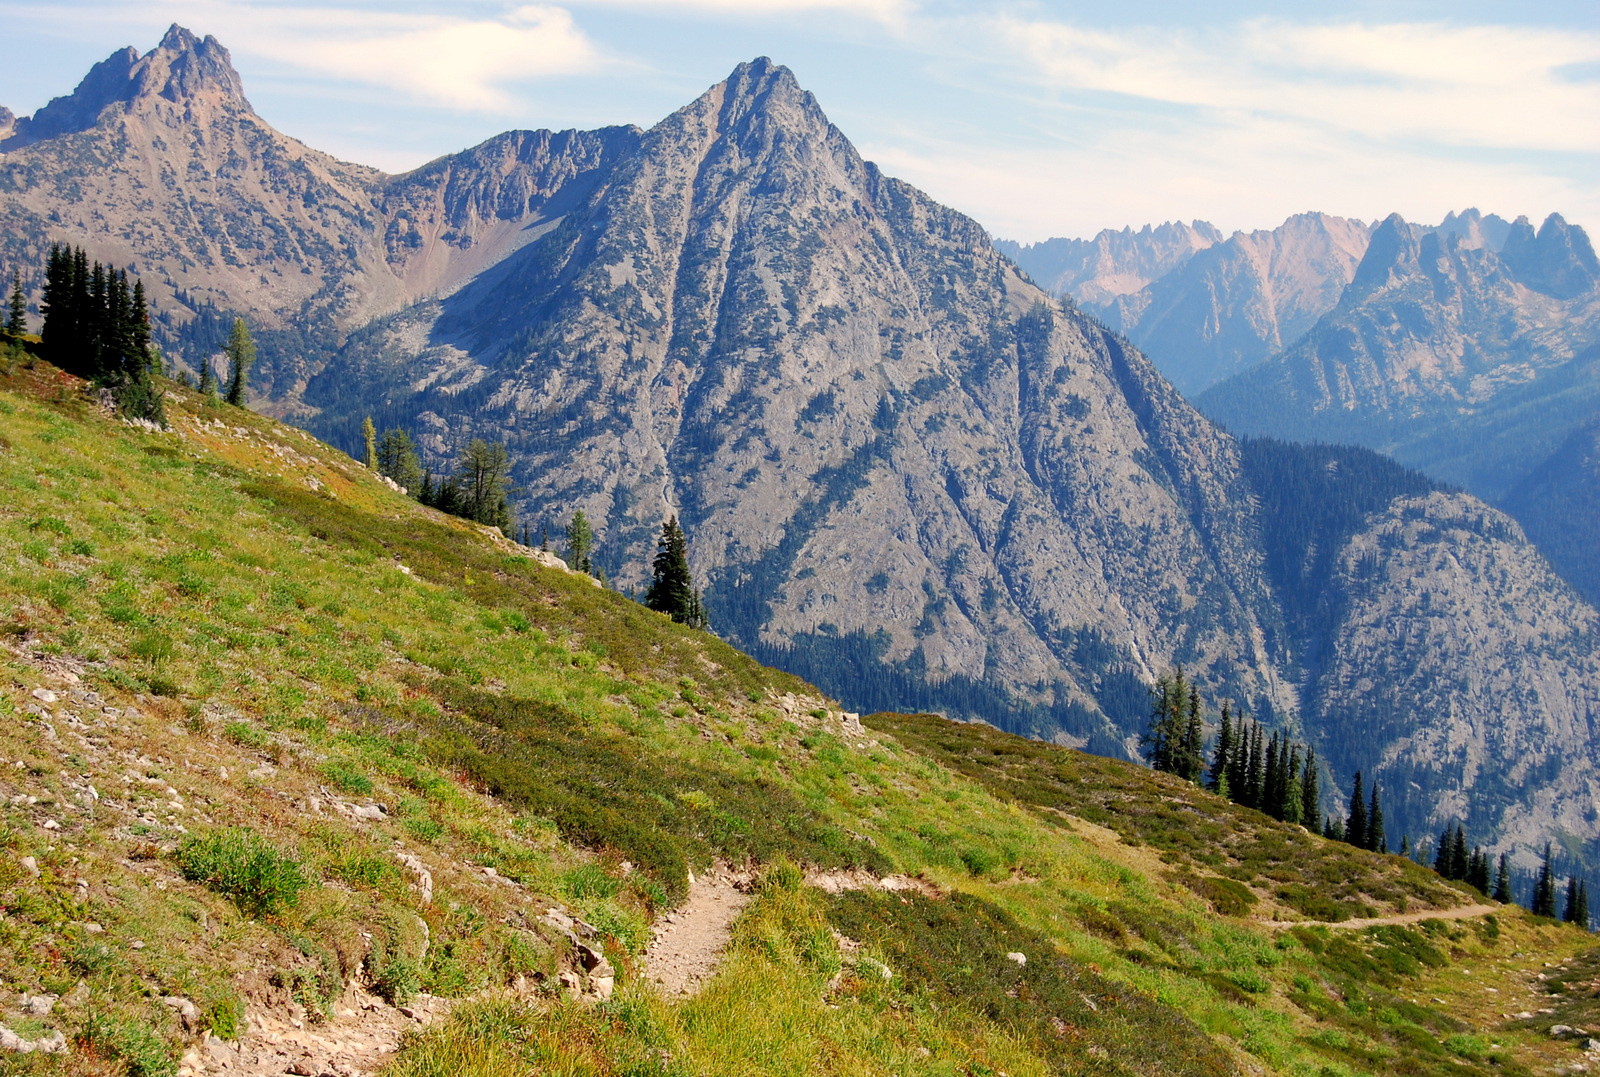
1;1;1596;242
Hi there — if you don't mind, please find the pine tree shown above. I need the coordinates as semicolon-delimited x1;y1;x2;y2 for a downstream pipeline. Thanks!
1245;724;1265;810
455;439;512;530
1470;848;1491;894
376;428;422;493
1346;773;1367;849
1284;746;1304;825
1227;715;1250;803
1533;843;1558;918
363;416;378;469
1208;703;1233;796
224;317;254;406
1177;683;1204;783
566;510;594;575
197;353;216;396
1324;814;1344;842
646;516;708;629
1565;876;1582;924
1300;747;1319;827
5;271;25;338
1140;672;1182;775
1578;881;1591;930
1493;854;1512;903
1450;826;1469;882
1367;785;1385;853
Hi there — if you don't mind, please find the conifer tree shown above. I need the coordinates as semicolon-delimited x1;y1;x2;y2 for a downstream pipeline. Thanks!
1208;703;1233;796
1401;835;1411;857
646;516;709;629
1177;683;1204;783
376;428;422;493
1140;672;1182;775
1533;843;1558;918
1324;814;1344;842
1346;773;1367;849
1367;785;1385;853
197;353;216;396
1494;853;1512;903
456;439;512;530
363;416;378;469
1227;716;1250;802
566;510;595;575
1300;747;1319;826
224;317;254;406
1565;876;1582;924
1450;826;1469;881
1284;746;1303;824
5;271;25;338
1469;848;1492;894
1578;881;1591;930
1435;828;1453;876
1245;724;1265;810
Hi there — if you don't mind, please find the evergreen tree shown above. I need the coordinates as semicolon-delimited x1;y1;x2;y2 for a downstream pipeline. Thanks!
1367;785;1385;853
5;271;25;338
1263;733;1281;818
1494;854;1512;903
1578;881;1591;930
456;439;513;530
566;510;594;575
1300;747;1319;827
224;317;254;406
197;353;216;397
376;428;422;493
1324;814;1344;842
645;516;709;629
1565;876;1582;924
1226;715;1250;802
1208;702;1234;796
1469;848;1491;894
1176;683;1204;783
1450;826;1469;881
362;416;378;469
1400;835;1411;857
1245;724;1265;810
1435;828;1453;877
1284;746;1304;825
1346;773;1367;849
1140;671;1184;775
1533;843;1558;918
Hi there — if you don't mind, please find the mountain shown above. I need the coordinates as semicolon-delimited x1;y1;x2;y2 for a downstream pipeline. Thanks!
8;30;1600;870
1004;214;1374;395
1199;212;1600;501
1503;417;1600;602
995;219;1222;307
8;354;1588;1077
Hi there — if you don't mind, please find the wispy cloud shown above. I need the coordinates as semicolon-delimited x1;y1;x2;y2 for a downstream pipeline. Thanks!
995;17;1600;154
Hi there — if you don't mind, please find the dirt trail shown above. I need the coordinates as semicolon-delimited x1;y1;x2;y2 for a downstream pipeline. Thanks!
1282;902;1502;932
178;985;452;1077
643;864;753;997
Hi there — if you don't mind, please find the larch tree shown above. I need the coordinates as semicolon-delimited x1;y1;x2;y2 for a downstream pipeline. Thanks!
362;416;378;469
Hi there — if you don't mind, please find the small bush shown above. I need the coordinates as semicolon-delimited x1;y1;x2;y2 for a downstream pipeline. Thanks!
323;761;374;794
761;854;804;894
223;721;269;750
176;828;309;917
81;1011;175;1077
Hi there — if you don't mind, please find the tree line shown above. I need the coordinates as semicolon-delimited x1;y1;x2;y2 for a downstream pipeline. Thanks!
36;244;165;423
362;418;709;630
1146;671;1591;928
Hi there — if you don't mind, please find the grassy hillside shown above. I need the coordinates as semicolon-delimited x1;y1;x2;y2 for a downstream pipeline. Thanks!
0;349;1595;1076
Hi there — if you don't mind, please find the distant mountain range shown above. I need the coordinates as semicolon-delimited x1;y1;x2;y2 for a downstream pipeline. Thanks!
6;27;1600;868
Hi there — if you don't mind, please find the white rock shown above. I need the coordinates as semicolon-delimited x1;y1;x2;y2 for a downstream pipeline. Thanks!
29;689;57;704
21;994;57;1016
1005;952;1027;966
19;856;38;877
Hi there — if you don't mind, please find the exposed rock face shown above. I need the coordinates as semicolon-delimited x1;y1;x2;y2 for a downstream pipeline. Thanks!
1199;213;1600;498
996;220;1221;308
1312;493;1600;867
304;59;1291;751
1100;213;1374;394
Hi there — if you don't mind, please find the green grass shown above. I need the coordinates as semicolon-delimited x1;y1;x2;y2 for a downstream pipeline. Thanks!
176;828;309;917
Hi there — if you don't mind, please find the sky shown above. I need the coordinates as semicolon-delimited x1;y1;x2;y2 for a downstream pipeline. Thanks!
0;1;1596;243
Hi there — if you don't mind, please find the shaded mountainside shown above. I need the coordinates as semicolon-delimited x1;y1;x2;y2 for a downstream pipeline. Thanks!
1503;417;1600;604
995;219;1221;307
3;357;1597;1077
8;31;1600;877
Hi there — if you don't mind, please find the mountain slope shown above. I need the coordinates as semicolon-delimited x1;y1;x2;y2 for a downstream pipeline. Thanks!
301;58;1292;751
995;219;1222;306
1199;212;1600;499
9;33;1600;880
9;355;1594;1076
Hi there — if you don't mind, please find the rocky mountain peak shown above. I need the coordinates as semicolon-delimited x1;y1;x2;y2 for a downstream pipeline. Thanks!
0;24;246;151
129;24;248;108
1502;212;1599;299
1437;207;1512;251
0;106;13;141
1346;212;1421;299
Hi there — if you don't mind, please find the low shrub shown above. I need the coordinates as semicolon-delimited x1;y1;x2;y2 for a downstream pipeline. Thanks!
176;828;309;917
81;1011;174;1077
